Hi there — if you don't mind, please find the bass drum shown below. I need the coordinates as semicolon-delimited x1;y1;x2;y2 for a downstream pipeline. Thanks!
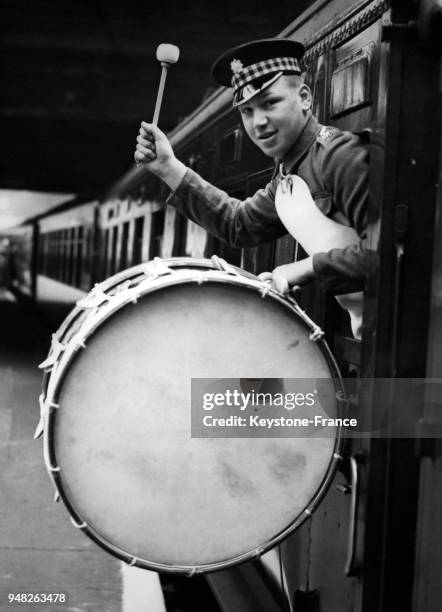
38;257;345;574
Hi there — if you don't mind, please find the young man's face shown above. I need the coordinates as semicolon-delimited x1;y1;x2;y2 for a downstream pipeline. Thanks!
238;76;311;159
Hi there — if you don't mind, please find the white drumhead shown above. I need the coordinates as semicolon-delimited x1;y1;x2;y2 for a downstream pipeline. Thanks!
48;270;341;571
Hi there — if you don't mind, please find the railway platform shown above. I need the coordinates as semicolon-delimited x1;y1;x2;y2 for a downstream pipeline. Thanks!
0;287;167;612
0;284;222;612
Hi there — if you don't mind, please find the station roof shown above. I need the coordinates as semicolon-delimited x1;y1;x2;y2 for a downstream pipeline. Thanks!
1;0;311;199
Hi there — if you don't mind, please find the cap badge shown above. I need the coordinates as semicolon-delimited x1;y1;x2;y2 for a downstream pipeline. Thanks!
230;59;244;74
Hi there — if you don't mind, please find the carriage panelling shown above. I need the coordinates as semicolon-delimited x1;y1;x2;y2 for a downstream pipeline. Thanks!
37;201;97;293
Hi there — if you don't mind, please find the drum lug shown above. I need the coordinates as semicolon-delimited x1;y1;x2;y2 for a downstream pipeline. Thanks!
196;274;209;284
253;546;265;558
211;254;238;276
309;326;325;342
128;556;141;567
38;333;66;370
259;281;272;298
33;394;46;439
33;419;44;440
70;516;87;530
73;334;87;350
77;283;111;309
115;280;132;294
34;395;59;439
143;257;173;279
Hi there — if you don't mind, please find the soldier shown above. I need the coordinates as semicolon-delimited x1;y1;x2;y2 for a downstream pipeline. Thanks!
134;38;370;338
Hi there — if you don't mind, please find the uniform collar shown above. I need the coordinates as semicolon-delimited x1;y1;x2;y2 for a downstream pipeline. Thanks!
274;114;321;176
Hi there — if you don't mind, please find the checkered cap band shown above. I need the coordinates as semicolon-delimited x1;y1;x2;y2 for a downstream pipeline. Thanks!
231;56;301;91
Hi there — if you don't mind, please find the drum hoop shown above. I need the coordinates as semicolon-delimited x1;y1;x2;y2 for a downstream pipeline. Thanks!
42;258;346;574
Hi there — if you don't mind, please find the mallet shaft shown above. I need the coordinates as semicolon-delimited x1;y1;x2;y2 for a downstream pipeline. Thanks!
152;65;169;126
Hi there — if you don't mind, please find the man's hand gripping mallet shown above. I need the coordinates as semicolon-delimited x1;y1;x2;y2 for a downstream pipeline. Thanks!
135;43;180;168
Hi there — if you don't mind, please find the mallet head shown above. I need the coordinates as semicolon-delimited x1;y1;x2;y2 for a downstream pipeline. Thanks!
156;43;180;65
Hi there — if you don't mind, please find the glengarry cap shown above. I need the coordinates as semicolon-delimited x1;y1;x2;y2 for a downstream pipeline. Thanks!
211;38;305;106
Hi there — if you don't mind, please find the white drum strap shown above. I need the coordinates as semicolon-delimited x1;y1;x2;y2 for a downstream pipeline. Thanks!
275;172;363;339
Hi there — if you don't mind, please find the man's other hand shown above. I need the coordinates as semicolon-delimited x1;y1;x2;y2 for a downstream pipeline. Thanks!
259;257;314;294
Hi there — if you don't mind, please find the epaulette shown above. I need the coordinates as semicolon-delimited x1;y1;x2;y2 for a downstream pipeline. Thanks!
316;125;339;145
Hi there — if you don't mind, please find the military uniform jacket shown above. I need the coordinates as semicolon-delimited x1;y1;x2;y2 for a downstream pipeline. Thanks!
167;115;370;295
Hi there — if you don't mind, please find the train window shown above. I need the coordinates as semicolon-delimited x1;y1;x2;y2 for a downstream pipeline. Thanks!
241;243;275;276
219;127;243;165
120;221;130;270
330;44;374;117
75;226;84;288
61;229;69;283
52;233;57;277
160;207;176;258
86;227;93;280
56;231;62;280
132;216;145;264
172;212;188;257
41;233;47;276
67;227;76;285
305;54;328;123
149;210;165;259
46;232;51;278
48;233;54;279
110;225;118;276
40;233;48;276
56;231;63;281
102;228;110;279
185;219;207;258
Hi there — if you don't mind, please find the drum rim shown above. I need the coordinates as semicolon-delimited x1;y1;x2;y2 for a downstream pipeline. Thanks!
41;258;346;575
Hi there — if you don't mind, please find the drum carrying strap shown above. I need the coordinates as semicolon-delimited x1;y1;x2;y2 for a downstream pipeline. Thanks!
275;170;363;339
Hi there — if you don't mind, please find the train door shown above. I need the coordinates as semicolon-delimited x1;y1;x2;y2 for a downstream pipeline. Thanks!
132;215;145;265
356;4;441;611
412;115;442;611
149;208;165;259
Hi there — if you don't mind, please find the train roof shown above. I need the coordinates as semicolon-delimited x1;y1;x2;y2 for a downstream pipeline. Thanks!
17;191;100;226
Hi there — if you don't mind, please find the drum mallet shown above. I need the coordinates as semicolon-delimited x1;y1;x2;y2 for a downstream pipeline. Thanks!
136;43;180;167
152;43;180;126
